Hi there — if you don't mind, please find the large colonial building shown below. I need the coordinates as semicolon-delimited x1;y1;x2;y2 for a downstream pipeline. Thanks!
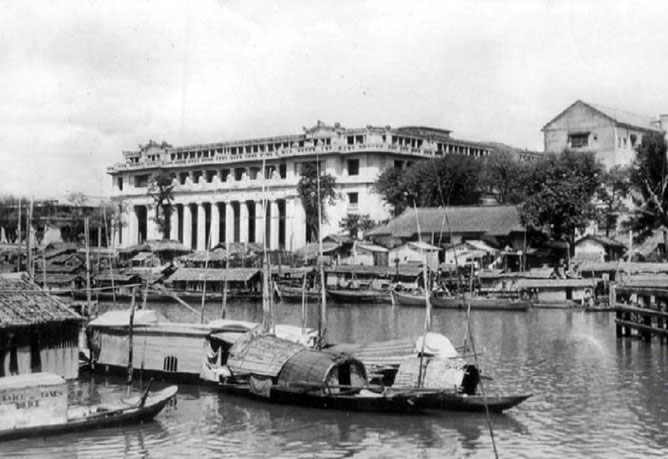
107;122;537;250
542;100;667;169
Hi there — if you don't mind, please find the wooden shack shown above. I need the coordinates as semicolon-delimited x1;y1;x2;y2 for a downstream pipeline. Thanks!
0;273;82;379
167;267;262;296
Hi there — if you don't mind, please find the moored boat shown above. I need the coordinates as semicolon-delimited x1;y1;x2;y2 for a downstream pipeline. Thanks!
391;287;531;311
208;331;443;412
325;287;391;304
0;373;177;441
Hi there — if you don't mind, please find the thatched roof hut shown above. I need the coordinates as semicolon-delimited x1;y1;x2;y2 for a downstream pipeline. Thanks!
0;273;82;379
0;273;81;328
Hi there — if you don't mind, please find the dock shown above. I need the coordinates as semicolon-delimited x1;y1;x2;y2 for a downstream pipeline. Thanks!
613;279;668;343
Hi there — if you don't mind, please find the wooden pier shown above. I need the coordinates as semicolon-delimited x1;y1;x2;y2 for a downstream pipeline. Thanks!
613;283;668;343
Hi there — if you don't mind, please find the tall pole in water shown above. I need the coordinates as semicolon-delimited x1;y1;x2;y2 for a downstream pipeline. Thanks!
16;197;21;273
84;217;92;313
317;158;327;348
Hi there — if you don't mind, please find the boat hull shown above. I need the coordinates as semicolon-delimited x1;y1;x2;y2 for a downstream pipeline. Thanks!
326;288;391;304
391;289;531;311
426;393;532;413
219;384;442;413
0;386;177;441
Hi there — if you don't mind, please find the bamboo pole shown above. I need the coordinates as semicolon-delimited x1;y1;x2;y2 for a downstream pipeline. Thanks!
16;197;21;272
27;197;33;279
127;286;137;391
84;217;92;314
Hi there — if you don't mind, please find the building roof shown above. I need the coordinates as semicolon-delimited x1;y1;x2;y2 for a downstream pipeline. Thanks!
0;273;82;328
120;240;191;255
543;100;663;133
168;267;261;283
368;206;523;238
574;234;627;249
355;242;388;253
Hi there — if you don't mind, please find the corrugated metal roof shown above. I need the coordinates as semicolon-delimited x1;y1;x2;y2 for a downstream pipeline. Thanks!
0;273;82;328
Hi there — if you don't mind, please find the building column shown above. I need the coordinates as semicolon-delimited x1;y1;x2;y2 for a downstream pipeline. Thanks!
170;207;179;241
211;202;220;246
240;201;249;243
286;198;306;251
128;207;139;246
225;202;235;243
255;200;265;246
270;200;280;250
146;205;158;240
197;203;206;250
183;204;192;249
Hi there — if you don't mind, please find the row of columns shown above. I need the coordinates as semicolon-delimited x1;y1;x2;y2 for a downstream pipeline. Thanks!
120;198;305;251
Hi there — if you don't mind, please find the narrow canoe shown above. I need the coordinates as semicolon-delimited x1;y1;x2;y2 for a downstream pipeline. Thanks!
0;385;177;441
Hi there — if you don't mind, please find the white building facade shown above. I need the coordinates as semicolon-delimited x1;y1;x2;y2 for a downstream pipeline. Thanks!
107;122;512;250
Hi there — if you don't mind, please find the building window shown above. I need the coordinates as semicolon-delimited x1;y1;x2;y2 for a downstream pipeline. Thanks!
279;163;287;179
135;174;149;188
569;133;589;149
206;170;217;183
163;356;178;372
179;172;189;185
348;192;358;208
623;137;628;148
348;159;360;176
250;167;261;180
234;168;245;181
192;171;202;184
220;169;230;182
630;134;638;147
117;177;123;191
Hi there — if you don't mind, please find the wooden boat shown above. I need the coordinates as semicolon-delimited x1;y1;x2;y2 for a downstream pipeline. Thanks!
391;287;531;311
210;332;443;413
432;393;532;413
0;373;177;441
335;333;532;413
276;283;321;303
325;287;391;304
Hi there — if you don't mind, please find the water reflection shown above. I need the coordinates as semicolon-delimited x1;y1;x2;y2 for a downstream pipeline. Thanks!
2;302;668;457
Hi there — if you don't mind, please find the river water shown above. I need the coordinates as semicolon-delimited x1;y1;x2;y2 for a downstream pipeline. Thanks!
1;301;668;458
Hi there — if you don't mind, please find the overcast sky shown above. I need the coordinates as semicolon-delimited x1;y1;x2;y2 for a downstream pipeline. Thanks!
1;0;667;199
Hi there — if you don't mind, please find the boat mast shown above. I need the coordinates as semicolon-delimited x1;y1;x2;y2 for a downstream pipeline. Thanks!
316;157;327;349
261;156;274;334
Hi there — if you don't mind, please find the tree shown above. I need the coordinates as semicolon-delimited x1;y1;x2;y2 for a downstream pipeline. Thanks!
373;166;407;217
373;155;482;215
339;214;376;239
625;133;668;242
596;165;631;237
297;162;337;242
148;169;176;239
479;150;532;204
519;150;604;243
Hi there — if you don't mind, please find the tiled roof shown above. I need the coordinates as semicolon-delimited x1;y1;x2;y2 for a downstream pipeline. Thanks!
589;102;663;133
0;273;82;328
367;206;523;238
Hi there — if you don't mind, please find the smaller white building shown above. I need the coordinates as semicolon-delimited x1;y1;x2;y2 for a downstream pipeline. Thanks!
389;241;440;271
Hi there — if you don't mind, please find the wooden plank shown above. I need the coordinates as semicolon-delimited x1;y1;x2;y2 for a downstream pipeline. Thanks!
616;286;668;298
614;304;668;320
614;319;668;337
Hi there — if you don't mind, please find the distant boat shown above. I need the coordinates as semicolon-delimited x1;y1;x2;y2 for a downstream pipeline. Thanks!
275;283;321;303
0;372;176;441
390;287;531;311
325;286;391;304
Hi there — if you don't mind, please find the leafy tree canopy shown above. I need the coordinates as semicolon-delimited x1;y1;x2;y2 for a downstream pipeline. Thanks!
297;162;337;242
625;132;668;242
339;214;376;239
373;155;481;215
148;169;176;239
519;150;604;242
